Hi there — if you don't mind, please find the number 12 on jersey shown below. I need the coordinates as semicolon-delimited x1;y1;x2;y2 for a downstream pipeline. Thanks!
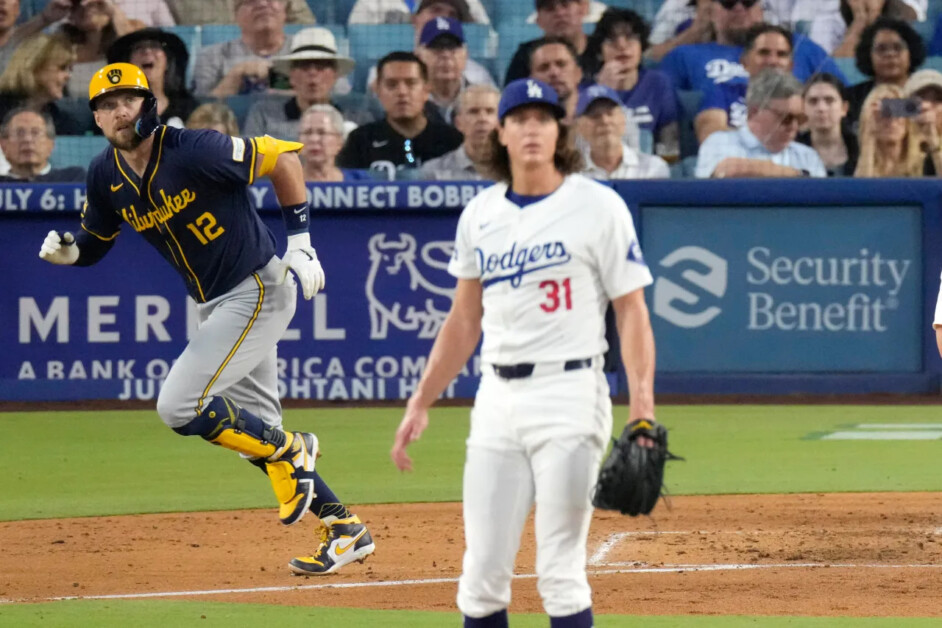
539;278;572;312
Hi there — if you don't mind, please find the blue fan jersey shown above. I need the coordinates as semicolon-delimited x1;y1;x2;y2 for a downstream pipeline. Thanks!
81;126;276;302
658;36;847;93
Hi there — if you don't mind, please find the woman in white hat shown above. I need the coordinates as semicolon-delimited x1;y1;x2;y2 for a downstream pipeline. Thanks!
243;27;364;139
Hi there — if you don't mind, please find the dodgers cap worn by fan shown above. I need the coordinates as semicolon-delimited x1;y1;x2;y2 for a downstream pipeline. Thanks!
576;83;623;117
498;78;566;121
419;16;465;47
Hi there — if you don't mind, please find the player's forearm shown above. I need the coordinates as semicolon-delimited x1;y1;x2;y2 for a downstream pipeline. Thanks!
936;328;942;359
411;289;482;409
267;152;307;207
614;291;656;421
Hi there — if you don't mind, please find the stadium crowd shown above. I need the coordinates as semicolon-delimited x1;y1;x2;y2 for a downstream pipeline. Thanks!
0;0;941;182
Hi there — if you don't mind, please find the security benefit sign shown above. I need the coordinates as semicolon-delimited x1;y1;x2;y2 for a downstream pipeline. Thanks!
642;206;922;372
2;211;478;402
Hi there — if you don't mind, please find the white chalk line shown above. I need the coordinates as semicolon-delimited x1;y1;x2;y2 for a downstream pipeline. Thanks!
2;562;942;605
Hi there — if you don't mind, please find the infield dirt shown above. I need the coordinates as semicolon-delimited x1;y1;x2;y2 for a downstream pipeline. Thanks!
2;493;941;617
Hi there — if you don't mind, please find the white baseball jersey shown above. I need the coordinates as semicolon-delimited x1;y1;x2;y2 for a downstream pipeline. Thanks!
448;174;652;364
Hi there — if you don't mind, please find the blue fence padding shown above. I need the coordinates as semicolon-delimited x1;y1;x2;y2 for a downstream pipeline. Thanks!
3;179;942;401
51;136;110;169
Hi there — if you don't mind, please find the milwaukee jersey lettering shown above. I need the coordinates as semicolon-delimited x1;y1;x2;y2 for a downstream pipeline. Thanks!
448;175;652;364
81;127;276;302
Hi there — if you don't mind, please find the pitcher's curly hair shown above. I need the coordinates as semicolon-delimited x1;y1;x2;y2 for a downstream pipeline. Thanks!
480;114;583;183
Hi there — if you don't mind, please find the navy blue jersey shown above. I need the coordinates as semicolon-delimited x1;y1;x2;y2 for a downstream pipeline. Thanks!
615;69;679;136
81;126;276;302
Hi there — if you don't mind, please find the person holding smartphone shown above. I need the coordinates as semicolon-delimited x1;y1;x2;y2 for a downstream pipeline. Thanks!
854;83;937;177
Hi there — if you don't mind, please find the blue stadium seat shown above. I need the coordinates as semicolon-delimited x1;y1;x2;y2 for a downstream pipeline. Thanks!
492;1;532;25
912;18;935;48
165;26;201;87
831;57;867;86
677;89;703;159
669;155;698;179
56;98;96;135
496;22;542;81
605;0;660;24
199;25;241;48
226;94;259;131
920;56;942;72
51;136;110;170
464;23;497;59
348;24;414;60
325;0;360;24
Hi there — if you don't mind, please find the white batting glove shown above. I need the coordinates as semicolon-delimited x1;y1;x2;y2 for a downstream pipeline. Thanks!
39;230;78;265
283;232;325;300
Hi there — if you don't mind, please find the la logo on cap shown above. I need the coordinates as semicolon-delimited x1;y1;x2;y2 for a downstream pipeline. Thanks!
527;80;543;99
436;16;449;29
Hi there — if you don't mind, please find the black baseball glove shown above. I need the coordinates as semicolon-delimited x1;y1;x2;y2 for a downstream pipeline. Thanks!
592;419;682;516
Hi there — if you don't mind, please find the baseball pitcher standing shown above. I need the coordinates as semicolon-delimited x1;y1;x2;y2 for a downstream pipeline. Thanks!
391;78;659;627
38;63;374;576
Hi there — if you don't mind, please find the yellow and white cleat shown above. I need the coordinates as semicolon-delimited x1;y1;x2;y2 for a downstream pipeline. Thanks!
289;515;376;575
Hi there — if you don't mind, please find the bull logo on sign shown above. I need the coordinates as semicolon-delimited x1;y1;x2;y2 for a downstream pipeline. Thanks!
366;233;455;339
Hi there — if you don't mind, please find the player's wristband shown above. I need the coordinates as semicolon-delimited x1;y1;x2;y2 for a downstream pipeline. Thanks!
281;201;310;235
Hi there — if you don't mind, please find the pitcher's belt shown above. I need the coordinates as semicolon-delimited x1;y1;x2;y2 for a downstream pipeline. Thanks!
491;358;593;380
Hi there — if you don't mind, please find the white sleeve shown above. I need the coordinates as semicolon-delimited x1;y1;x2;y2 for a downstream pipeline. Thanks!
900;0;927;20
694;133;726;178
447;201;481;279
934;272;942;328
595;193;654;300
807;12;845;54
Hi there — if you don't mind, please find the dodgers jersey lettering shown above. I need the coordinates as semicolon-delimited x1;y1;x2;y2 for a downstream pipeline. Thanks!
81;126;276;302
448;175;652;364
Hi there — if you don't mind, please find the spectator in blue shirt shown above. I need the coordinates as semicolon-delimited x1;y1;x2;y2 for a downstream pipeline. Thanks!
695;68;826;177
584;8;680;160
844;17;926;128
659;0;846;94
695;23;792;143
931;13;942;56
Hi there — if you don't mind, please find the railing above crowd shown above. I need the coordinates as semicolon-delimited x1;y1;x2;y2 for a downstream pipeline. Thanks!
0;0;941;185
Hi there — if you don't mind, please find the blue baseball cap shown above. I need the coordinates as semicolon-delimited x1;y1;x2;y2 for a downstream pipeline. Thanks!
419;16;465;47
498;78;566;121
576;84;623;117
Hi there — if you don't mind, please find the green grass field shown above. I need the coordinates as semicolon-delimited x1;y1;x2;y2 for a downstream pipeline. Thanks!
2;404;941;626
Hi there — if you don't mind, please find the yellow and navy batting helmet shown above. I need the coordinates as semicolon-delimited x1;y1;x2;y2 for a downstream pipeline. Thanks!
88;63;160;138
88;63;151;110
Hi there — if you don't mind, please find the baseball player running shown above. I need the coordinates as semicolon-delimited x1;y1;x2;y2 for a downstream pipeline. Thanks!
391;78;658;627
38;63;374;576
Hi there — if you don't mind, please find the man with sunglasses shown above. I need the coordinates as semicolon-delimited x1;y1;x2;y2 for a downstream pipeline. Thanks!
695;68;826;178
658;0;845;94
337;51;463;181
695;23;793;143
